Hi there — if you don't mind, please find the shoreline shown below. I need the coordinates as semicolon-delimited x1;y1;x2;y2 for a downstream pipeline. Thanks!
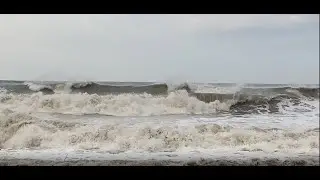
1;157;319;166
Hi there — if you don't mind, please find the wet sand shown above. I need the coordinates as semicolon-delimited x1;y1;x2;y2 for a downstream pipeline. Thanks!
0;156;319;166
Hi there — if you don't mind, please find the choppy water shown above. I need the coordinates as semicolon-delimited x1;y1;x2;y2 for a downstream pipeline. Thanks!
0;81;319;165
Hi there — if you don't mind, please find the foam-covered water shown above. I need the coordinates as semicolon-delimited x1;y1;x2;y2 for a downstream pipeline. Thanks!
0;91;232;116
0;81;319;165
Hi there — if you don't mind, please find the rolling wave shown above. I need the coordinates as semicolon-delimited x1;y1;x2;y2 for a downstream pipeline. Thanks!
69;82;169;95
0;80;318;116
0;81;318;97
1;81;171;95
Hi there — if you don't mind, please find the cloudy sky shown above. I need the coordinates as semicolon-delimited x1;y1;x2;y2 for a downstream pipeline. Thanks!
0;14;318;84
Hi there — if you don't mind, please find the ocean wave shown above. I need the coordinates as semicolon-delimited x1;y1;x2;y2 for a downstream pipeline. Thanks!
0;91;318;116
24;82;55;94
0;81;318;97
0;81;318;116
69;82;170;95
1;81;174;95
0;91;230;116
0;111;318;153
0;81;319;98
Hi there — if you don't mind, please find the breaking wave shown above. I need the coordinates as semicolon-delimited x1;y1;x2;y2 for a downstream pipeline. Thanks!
0;81;318;156
0;110;318;153
0;91;317;116
0;81;318;97
0;91;230;116
0;81;318;116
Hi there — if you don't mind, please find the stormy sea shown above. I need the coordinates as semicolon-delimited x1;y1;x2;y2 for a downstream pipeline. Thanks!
0;80;319;166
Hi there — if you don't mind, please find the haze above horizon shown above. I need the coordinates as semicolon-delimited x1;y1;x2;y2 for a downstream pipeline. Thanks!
0;14;319;84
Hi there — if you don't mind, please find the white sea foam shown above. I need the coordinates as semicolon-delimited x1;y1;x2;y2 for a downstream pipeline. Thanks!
0;109;318;155
0;91;231;116
0;88;318;160
1;88;318;116
24;82;53;91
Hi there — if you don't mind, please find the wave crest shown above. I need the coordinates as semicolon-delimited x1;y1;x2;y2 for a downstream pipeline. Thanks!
0;81;318;116
0;91;230;116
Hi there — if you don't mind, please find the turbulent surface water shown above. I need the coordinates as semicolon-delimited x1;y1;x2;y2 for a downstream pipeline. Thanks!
0;81;319;165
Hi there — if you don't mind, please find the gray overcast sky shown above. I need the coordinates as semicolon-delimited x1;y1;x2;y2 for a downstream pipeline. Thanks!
0;14;319;84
